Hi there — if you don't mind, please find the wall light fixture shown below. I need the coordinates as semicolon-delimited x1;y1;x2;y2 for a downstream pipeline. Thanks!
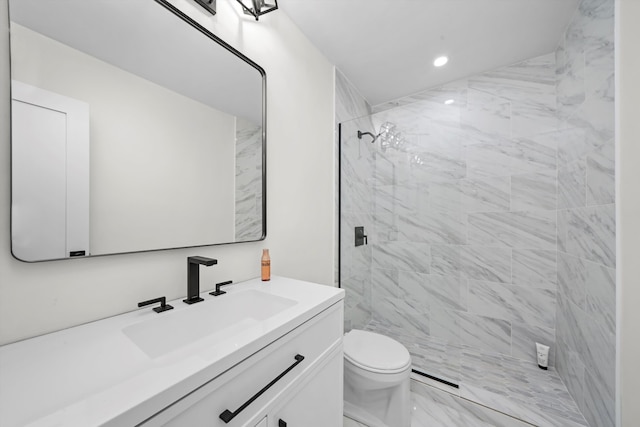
194;0;216;15
236;0;278;20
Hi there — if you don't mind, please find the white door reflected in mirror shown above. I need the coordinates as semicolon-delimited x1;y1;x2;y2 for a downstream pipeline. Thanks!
11;81;90;261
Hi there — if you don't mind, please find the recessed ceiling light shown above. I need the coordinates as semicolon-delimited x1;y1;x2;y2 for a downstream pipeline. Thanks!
444;99;455;105
434;56;448;67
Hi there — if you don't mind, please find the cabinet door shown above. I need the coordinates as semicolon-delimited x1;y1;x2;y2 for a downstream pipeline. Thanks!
157;351;306;427
142;303;343;427
271;348;343;427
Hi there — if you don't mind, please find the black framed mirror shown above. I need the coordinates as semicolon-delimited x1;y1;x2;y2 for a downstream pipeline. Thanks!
9;0;266;262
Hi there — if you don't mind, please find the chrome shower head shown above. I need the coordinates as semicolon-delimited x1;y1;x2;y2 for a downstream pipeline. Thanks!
357;130;377;143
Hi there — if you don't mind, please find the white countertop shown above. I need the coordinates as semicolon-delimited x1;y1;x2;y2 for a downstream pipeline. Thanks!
0;276;344;427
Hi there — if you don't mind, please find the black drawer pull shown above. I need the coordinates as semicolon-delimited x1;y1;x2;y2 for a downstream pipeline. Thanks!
219;354;305;423
279;420;287;427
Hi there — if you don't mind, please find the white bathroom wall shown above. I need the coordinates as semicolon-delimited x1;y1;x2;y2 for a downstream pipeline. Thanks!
0;0;335;345
616;0;640;425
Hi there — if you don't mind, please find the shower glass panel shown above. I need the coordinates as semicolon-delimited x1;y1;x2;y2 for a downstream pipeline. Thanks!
340;97;467;385
339;3;614;419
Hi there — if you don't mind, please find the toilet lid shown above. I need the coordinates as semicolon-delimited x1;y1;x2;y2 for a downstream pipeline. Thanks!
344;330;411;373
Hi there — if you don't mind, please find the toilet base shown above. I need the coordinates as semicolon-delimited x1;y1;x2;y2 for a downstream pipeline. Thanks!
343;329;412;427
343;401;388;427
344;363;411;427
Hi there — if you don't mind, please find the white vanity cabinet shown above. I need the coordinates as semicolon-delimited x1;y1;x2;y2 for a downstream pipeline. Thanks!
0;277;344;427
141;301;343;427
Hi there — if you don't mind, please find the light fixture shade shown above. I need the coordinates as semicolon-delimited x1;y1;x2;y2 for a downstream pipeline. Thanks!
236;0;278;20
194;0;216;15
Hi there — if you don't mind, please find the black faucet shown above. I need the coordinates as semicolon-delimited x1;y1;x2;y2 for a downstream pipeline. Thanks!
184;256;217;304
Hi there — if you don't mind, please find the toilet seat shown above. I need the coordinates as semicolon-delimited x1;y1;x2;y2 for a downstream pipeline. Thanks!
344;330;411;374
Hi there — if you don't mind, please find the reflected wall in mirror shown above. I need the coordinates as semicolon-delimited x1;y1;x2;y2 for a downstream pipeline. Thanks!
9;0;266;262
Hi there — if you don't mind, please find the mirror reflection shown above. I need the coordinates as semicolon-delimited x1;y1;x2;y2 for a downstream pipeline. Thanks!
9;0;266;262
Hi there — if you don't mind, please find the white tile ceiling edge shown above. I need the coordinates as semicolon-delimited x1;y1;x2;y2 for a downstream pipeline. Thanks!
279;0;580;107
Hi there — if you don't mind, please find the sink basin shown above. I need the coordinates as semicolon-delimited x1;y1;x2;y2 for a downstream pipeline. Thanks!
123;290;297;358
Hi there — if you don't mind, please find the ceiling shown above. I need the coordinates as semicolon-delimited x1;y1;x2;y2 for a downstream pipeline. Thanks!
279;0;580;107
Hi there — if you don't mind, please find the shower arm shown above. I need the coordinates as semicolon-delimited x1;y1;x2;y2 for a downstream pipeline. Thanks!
357;130;378;143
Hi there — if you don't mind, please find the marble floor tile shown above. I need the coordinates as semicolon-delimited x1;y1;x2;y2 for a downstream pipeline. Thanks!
460;349;587;426
411;382;535;427
361;322;588;427
343;415;368;427
344;382;536;427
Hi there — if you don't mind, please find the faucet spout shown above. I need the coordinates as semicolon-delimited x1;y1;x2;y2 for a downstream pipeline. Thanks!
184;256;217;304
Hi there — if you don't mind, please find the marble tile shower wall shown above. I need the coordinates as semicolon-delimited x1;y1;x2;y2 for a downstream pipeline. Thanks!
336;70;375;330
368;52;561;378
338;1;614;424
235;119;263;240
554;1;615;426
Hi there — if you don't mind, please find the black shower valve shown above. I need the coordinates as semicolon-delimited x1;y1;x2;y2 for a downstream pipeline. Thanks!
355;226;368;247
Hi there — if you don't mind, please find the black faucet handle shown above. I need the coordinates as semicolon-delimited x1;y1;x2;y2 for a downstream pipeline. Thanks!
138;296;174;313
210;280;233;296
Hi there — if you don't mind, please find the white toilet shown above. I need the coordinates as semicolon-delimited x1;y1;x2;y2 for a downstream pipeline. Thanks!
343;329;412;427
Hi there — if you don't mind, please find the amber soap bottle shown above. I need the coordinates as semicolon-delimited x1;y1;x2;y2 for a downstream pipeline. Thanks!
261;249;271;281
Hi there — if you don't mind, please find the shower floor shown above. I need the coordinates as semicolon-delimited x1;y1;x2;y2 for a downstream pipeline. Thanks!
364;321;588;427
346;380;535;427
